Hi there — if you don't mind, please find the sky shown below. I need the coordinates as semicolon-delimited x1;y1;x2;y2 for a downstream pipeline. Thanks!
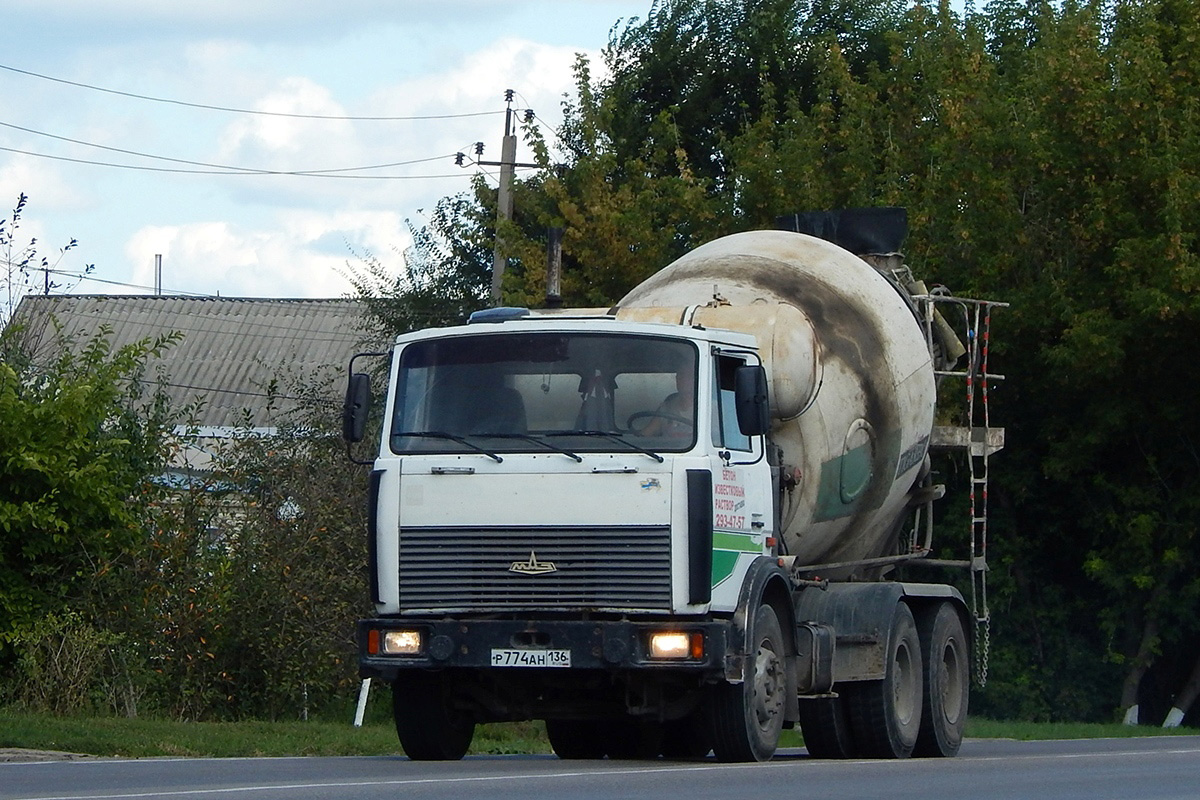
0;1;653;309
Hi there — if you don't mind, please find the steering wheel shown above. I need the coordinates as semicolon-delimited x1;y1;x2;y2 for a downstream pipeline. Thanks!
626;410;693;435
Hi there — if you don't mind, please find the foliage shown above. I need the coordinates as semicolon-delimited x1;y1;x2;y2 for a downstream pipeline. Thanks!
83;373;373;722
0;322;177;659
2;612;136;716
507;59;717;305
346;193;492;336
209;394;372;721
601;0;908;187
2;291;370;722
2;193;91;325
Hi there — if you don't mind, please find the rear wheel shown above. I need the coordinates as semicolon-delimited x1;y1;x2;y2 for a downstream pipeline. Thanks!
708;604;787;762
844;602;923;758
914;603;969;757
798;694;858;758
392;673;475;761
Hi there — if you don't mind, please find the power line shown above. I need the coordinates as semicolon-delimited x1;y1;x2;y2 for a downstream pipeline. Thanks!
55;271;216;297
0;62;504;122
0;119;458;176
0;144;470;180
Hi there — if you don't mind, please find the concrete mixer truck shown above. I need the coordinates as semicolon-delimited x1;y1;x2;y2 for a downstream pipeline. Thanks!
343;209;1006;762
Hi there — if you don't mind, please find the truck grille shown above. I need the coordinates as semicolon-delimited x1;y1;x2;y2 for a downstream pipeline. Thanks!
397;525;672;611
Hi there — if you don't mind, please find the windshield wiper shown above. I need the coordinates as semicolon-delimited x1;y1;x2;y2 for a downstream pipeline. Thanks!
472;432;583;462
546;430;664;463
393;431;503;463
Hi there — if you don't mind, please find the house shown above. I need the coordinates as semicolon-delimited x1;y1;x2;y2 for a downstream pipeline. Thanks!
10;294;380;476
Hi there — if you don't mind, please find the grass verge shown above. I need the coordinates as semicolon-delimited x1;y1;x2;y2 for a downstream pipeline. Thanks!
0;711;554;759
0;710;1192;759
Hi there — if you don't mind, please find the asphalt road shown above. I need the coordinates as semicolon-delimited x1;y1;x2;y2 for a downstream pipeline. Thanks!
3;736;1199;800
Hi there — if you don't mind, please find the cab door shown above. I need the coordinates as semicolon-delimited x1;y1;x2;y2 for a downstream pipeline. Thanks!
707;349;774;611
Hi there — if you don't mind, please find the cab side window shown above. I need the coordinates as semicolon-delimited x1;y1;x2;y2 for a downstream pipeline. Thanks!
712;355;752;452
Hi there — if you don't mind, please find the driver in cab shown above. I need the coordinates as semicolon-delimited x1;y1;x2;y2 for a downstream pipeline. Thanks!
639;365;695;438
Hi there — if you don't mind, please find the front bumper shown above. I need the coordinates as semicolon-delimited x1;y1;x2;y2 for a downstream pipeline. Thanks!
358;617;732;681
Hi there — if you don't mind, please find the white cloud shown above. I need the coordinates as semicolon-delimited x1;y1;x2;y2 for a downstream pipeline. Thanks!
125;210;410;298
0;156;89;213
216;77;361;167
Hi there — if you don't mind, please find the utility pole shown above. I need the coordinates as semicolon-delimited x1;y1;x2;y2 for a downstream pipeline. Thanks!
468;90;537;306
492;93;517;304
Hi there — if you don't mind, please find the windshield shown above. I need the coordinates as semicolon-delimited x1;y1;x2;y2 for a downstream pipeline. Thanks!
389;332;698;456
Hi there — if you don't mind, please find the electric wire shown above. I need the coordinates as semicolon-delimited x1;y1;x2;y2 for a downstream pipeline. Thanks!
0;144;470;179
0;119;458;176
0;62;504;121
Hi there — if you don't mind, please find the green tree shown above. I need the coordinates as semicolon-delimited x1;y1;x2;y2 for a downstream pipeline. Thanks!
602;0;907;186
348;193;493;336
0;323;177;660
497;55;719;306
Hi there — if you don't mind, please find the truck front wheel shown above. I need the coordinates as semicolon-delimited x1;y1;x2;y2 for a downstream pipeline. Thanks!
392;673;475;761
708;604;787;762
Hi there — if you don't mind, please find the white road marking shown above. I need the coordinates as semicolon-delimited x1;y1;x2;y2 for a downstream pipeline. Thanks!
7;745;1200;800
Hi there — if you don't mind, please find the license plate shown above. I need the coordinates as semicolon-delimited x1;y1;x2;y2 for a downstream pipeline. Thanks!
490;648;571;668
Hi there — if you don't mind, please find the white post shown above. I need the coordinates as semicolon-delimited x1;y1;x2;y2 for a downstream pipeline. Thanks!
353;677;372;727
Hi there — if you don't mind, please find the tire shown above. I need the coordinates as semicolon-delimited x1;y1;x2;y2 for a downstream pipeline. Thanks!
844;602;923;758
660;711;712;759
708;604;788;762
392;673;475;761
546;719;609;759
914;602;969;757
798;694;858;759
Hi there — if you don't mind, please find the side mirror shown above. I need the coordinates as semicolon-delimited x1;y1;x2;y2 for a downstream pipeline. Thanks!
734;365;770;437
342;372;371;443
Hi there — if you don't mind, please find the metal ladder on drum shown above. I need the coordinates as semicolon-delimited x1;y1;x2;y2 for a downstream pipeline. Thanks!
963;300;1005;686
922;290;1008;687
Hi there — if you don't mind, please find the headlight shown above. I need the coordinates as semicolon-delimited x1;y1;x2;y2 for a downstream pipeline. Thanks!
382;630;423;655
649;631;703;659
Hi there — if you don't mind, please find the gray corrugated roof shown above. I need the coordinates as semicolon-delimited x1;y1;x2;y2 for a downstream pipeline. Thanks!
11;295;380;428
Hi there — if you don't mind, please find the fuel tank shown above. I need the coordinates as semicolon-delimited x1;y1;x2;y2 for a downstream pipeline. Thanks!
616;230;936;572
